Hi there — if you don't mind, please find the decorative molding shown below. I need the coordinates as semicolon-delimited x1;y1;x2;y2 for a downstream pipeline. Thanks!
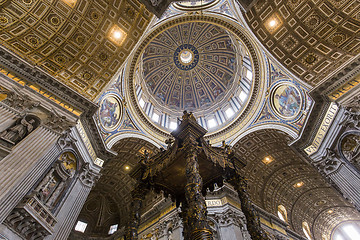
315;149;342;176
0;46;97;116
79;163;101;187
43;108;77;134
0;86;40;113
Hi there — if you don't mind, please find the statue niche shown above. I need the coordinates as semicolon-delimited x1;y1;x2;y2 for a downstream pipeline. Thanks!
340;133;360;172
34;151;77;210
0;115;39;147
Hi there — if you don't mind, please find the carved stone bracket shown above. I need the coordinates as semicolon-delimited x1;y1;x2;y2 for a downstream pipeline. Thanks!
79;163;100;188
315;148;342;176
0;86;40;113
44;108;77;134
57;129;77;150
340;108;360;131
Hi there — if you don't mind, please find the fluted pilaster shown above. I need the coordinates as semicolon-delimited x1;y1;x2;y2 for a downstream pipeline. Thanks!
47;173;95;240
329;165;360;210
0;105;17;132
0;126;60;222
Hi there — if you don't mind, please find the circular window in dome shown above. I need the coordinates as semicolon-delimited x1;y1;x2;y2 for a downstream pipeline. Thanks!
135;21;255;133
180;50;192;63
174;44;199;70
174;0;220;11
271;84;302;119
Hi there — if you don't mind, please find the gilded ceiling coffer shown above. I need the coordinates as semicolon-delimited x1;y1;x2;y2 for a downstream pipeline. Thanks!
128;111;268;240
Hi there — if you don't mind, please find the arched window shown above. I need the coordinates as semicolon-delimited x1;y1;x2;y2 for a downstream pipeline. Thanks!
277;205;287;222
302;222;312;240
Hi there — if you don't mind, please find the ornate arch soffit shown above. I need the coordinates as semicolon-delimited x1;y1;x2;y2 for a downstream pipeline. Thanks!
124;14;267;144
229;123;298;147
106;132;163;150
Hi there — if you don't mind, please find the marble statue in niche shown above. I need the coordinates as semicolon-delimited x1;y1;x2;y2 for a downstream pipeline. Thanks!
341;133;360;171
33;152;77;210
35;168;58;202
0;116;36;145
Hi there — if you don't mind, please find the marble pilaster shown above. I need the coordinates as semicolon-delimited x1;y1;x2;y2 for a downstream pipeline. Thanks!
46;164;99;240
0;126;60;223
328;165;360;209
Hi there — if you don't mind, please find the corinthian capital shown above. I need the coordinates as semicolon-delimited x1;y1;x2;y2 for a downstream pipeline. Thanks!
316;148;342;175
79;163;100;187
0;86;40;112
57;129;77;150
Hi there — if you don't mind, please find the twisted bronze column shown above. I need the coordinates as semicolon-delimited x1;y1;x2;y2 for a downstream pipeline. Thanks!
183;140;213;240
230;175;269;240
125;184;148;240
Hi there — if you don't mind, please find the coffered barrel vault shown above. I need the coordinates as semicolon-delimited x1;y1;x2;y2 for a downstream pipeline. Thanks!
244;0;360;85
0;0;152;99
1;0;360;240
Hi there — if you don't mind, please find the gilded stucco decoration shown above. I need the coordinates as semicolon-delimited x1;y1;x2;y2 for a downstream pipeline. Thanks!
245;0;360;85
0;0;152;100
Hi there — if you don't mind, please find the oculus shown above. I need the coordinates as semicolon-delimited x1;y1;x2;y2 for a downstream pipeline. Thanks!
174;0;220;10
174;44;199;70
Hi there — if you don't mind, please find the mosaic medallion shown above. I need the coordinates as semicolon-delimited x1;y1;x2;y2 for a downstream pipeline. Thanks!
99;95;122;130
271;84;301;119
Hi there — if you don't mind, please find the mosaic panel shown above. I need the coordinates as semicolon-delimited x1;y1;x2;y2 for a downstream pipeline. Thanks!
271;84;301;119
99;95;122;131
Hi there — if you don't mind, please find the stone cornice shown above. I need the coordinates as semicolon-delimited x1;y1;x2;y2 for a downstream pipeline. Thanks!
292;56;360;152
0;46;115;160
0;45;97;117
